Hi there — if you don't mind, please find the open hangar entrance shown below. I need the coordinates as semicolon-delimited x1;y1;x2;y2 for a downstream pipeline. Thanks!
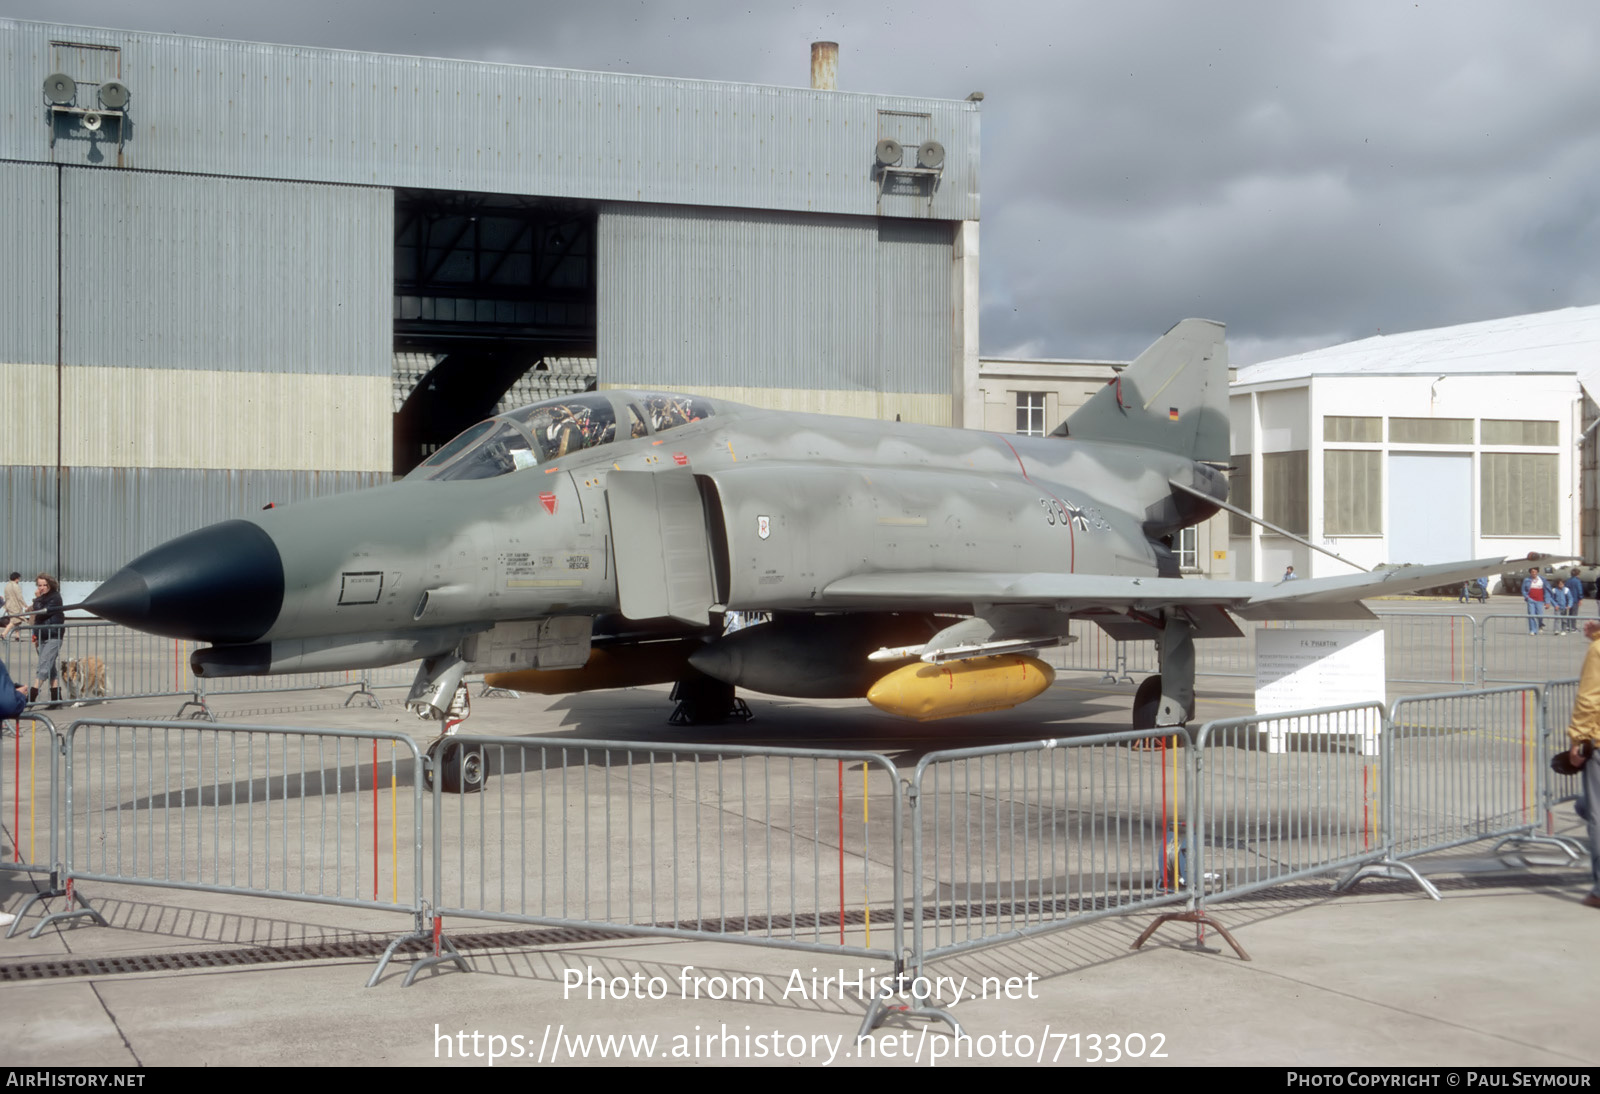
392;187;598;475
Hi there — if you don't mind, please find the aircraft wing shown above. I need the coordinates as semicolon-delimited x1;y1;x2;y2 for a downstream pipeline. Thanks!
821;556;1512;621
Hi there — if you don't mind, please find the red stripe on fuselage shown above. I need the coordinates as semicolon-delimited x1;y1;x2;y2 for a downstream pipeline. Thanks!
997;435;1074;573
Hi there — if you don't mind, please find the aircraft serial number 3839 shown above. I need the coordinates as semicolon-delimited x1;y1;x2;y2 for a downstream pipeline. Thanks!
84;320;1504;790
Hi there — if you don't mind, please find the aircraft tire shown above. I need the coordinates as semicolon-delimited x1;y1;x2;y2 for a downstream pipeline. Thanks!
1131;675;1195;733
670;674;737;725
1132;675;1163;731
427;739;487;795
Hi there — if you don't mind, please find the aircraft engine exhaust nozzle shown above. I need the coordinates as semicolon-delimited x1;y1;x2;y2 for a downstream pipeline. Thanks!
82;519;284;645
866;654;1054;721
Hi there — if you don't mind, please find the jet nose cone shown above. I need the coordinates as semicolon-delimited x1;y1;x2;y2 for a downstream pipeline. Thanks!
84;520;285;643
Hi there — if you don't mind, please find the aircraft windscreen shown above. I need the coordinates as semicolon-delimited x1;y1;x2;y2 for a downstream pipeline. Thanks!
643;392;715;432
428;421;540;481
508;395;618;459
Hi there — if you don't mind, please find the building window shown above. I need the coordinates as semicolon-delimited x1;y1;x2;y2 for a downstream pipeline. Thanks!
1324;449;1382;534
1482;453;1558;535
1176;526;1198;571
1389;417;1472;444
1481;419;1558;446
1228;454;1252;536
1262;450;1309;535
1324;416;1381;443
1016;392;1046;436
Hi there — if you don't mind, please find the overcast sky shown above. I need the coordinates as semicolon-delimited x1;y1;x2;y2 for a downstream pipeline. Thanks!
8;0;1600;364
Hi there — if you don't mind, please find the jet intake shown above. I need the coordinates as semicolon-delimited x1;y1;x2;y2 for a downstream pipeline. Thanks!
191;628;473;677
866;654;1054;721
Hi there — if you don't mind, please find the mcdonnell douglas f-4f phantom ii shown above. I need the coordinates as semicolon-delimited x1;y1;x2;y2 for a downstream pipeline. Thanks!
84;319;1505;788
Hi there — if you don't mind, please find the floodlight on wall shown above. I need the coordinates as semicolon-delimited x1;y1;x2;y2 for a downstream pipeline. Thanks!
98;81;131;110
916;140;945;170
43;72;76;105
875;139;903;168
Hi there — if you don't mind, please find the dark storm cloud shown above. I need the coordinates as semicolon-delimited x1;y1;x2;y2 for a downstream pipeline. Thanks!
10;0;1600;363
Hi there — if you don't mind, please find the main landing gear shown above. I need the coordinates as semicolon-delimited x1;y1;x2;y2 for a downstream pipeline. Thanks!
668;673;752;727
1131;612;1197;745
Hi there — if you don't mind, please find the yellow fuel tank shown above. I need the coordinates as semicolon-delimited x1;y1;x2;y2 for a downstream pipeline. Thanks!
865;654;1054;721
485;640;696;695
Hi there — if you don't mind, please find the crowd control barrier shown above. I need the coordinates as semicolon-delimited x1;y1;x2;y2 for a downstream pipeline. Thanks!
905;730;1196;973
1;712;64;936
2;680;1587;1008
420;737;906;972
30;719;429;985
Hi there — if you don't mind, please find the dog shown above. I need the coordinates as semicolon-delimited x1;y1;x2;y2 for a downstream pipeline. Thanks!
61;656;109;704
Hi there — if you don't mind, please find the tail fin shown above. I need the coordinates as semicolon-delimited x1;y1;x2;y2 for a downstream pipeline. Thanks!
1061;318;1229;463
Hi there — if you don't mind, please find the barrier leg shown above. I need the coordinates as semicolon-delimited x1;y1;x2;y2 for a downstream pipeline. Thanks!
399;913;470;987
1132;907;1251;960
1334;859;1442;901
27;877;109;937
856;961;965;1040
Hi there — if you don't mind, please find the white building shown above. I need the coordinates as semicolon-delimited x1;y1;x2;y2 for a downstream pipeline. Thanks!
1229;306;1600;582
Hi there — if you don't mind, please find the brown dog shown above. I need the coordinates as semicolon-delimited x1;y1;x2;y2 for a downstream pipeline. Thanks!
62;656;109;703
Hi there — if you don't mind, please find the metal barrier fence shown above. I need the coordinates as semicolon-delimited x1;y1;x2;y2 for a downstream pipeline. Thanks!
1479;615;1589;685
906;730;1192;972
1542;679;1582;819
422;736;906;976
4;681;1587;998
1386;687;1546;861
5;622;201;708
34;719;429;983
1191;703;1389;903
2;713;61;922
1045;612;1582;692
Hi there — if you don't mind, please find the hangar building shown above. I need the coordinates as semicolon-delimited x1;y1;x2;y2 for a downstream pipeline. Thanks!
0;21;980;582
1229;305;1600;582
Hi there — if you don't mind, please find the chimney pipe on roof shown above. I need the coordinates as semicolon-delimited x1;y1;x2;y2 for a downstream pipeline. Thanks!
811;41;838;90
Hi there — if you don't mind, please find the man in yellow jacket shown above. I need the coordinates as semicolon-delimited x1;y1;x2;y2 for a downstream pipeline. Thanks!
1567;619;1600;908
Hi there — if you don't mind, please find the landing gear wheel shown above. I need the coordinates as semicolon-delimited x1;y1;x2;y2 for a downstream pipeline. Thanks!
668;675;752;726
424;738;486;794
1130;674;1193;748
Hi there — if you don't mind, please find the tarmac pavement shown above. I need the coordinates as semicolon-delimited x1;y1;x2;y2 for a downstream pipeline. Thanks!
2;631;1596;1069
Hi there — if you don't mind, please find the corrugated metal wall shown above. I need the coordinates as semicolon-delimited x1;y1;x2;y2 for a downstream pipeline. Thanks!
62;169;390;375
1;19;979;223
597;203;954;422
60;467;389;577
0;467;57;580
0;162;57;368
1;164;395;579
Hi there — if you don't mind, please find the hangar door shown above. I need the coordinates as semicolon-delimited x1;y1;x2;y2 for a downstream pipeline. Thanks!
597;204;956;425
1388;453;1472;565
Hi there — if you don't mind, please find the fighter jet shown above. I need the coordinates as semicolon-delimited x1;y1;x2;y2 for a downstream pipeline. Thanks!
83;319;1505;787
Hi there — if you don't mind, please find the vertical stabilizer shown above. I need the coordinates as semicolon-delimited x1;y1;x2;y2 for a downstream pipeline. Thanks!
1062;318;1229;463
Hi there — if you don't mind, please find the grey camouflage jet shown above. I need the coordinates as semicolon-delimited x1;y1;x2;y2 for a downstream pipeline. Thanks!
84;319;1506;787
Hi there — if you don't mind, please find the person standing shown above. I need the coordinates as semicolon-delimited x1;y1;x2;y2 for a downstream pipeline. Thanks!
1522;567;1548;635
1566;569;1586;632
1564;617;1600;909
1549;579;1571;636
28;572;64;705
1283;565;1298;581
1;573;25;641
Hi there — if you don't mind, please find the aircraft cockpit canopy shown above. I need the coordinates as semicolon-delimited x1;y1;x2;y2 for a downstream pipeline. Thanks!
407;391;718;482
